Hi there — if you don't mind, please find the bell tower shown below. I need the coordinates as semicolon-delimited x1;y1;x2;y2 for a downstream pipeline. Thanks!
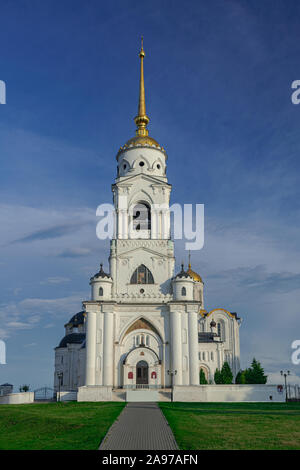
109;39;175;299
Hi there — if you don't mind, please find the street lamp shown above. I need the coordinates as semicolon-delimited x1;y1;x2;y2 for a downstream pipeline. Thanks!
280;370;290;403
57;372;63;402
167;369;177;402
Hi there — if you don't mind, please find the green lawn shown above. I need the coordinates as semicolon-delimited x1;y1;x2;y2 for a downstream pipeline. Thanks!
159;402;300;450
0;402;125;450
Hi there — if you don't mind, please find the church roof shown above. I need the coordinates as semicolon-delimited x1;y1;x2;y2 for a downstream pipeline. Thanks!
91;263;111;280
58;333;86;348
67;311;85;327
198;332;219;343
187;264;203;283
174;263;193;280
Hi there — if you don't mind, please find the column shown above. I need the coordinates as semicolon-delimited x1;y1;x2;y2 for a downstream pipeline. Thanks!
151;207;158;239
188;311;199;385
109;241;117;296
103;311;114;386
118;208;128;239
170;311;182;385
85;311;97;386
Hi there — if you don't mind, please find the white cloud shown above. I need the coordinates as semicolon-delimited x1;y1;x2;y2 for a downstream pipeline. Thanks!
40;277;71;285
0;293;88;339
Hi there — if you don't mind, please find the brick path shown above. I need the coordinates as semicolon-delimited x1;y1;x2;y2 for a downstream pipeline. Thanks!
99;402;178;450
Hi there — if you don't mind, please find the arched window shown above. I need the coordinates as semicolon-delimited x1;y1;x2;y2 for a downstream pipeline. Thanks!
130;264;154;284
181;287;186;296
132;203;151;231
146;335;150;346
99;287;103;296
217;321;225;341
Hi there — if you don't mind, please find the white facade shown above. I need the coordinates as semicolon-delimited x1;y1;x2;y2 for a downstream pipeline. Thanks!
54;42;241;396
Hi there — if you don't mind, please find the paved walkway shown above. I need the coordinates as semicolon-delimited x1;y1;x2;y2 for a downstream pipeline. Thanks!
99;402;178;450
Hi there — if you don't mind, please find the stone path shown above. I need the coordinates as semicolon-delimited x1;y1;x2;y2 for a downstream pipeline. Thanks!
99;402;178;450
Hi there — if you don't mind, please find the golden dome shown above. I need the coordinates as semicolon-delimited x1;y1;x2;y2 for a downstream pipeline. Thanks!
118;135;165;155
187;264;203;283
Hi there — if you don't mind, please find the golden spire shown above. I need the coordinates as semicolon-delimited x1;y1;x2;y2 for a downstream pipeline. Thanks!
188;250;191;270
134;36;150;136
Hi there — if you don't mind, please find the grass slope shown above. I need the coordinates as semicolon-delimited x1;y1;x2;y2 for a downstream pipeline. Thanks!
159;402;300;450
0;402;125;450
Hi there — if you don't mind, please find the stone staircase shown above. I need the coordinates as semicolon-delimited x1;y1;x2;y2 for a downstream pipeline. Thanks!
112;388;172;402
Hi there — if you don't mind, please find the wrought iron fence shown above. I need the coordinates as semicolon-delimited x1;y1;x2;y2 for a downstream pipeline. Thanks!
287;384;300;402
34;387;56;401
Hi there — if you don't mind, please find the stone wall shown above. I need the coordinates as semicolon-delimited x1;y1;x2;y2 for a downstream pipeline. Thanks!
77;385;112;402
0;392;34;405
173;385;285;402
58;391;78;402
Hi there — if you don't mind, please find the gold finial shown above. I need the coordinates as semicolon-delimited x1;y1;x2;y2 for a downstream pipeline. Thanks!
134;36;150;136
188;250;191;269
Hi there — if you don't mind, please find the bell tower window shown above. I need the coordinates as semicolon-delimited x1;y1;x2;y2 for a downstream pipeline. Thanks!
130;264;154;284
99;287;103;296
132;203;151;231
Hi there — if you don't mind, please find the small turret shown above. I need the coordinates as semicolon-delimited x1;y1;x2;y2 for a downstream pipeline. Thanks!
172;263;194;301
90;263;113;300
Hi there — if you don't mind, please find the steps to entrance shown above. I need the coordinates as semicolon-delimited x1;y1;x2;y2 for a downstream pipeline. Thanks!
126;389;159;402
112;388;172;402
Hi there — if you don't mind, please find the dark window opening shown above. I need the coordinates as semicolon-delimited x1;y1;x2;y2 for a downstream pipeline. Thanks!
130;264;154;284
132;203;151;231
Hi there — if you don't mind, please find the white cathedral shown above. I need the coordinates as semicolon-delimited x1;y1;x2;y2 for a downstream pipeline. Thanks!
54;42;241;398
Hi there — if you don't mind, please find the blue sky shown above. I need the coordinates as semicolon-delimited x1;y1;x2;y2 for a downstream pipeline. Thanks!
1;0;300;389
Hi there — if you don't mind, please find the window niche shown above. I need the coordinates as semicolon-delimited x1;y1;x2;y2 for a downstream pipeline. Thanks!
130;265;154;284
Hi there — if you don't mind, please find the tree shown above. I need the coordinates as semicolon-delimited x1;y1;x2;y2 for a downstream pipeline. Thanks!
19;384;30;392
214;368;222;384
220;361;233;384
245;358;267;384
235;370;246;384
200;368;208;384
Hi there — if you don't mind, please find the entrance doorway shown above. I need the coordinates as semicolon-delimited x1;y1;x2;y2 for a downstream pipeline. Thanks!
136;360;148;385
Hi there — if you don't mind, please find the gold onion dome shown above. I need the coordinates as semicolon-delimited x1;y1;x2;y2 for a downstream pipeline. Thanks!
117;37;165;156
187;262;203;283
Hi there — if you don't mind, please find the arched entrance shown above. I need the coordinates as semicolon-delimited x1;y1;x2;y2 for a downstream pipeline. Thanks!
136;360;148;385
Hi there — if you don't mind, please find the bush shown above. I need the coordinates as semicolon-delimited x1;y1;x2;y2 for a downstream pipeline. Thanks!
244;358;267;384
214;368;223;384
200;369;208;384
221;362;233;384
214;362;233;384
